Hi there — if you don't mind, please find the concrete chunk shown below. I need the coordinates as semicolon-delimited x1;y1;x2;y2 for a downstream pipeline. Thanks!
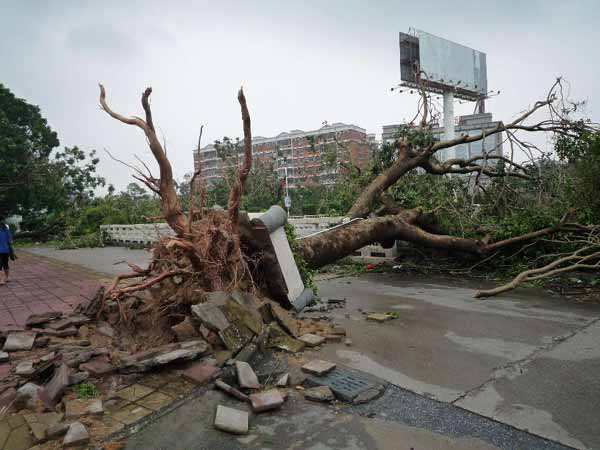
15;360;35;376
182;361;218;385
298;333;326;347
63;421;89;447
214;379;250;402
214;404;248;435
46;315;89;331
302;360;336;376
0;352;8;363
16;382;41;410
250;389;284;412
235;361;260;389
191;302;230;332
39;363;70;408
25;311;62;328
3;332;36;351
79;357;114;377
276;373;289;387
304;386;334;403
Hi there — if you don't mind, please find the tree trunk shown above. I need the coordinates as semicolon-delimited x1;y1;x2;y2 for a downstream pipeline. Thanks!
297;210;486;268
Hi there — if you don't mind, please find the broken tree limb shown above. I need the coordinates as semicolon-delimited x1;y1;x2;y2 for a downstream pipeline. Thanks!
475;246;600;298
227;87;252;230
99;84;188;236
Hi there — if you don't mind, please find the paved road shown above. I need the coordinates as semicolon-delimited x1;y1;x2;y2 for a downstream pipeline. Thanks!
315;273;600;449
21;247;600;449
24;246;153;277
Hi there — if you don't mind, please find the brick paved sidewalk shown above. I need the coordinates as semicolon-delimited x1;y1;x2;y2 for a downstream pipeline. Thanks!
0;252;106;327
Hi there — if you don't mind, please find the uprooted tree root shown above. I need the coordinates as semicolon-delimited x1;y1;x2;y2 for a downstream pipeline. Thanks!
95;84;263;345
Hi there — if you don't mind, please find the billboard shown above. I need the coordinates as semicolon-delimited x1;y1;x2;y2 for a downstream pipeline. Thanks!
399;29;487;101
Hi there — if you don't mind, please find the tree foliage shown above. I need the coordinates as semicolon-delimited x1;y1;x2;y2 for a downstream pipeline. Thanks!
0;83;104;229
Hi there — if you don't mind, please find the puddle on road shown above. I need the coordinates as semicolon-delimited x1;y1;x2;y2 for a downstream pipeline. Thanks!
335;349;462;403
445;331;538;361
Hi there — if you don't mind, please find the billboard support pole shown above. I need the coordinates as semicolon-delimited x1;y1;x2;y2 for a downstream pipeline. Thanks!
443;90;455;158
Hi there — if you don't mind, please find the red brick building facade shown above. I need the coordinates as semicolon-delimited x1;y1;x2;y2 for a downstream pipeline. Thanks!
194;122;373;188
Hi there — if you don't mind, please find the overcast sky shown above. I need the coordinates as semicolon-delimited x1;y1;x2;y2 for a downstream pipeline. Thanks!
1;0;599;191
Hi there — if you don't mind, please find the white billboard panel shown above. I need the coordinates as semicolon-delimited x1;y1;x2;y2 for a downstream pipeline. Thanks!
416;30;487;97
399;29;487;101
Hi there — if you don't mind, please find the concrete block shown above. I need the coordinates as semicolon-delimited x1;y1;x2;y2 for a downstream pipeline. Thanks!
235;361;260;389
214;405;248;435
250;389;284;412
302;360;336;376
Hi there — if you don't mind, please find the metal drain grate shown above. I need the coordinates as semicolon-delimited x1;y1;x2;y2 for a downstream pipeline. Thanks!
305;368;377;402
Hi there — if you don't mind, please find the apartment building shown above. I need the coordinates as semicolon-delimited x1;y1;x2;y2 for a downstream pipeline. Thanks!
194;122;373;188
382;112;503;161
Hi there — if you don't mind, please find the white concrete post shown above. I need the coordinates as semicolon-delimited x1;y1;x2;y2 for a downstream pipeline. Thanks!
443;90;455;160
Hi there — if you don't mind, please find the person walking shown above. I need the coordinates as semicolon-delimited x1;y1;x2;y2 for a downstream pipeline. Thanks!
0;218;16;285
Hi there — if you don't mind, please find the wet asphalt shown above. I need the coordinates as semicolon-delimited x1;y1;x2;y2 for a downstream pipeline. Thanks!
349;384;573;450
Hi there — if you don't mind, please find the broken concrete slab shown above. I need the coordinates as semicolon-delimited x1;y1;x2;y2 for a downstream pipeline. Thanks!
79;357;114;377
214;404;248;435
63;421;90;447
25;311;63;328
15;360;35;376
299;333;326;347
25;311;62;328
271;304;301;337
0;352;8;363
219;323;253;354
182;361;218;385
46;422;70;440
45;315;90;331
276;373;289;387
235;343;257;363
304;386;334;403
215;379;250;402
16;382;41;410
191;302;230;332
302;360;336;376
39;363;70;408
3;332;36;351
68;371;90;386
249;389;285;412
119;342;209;374
235;361;260;389
223;299;264;336
272;336;306;354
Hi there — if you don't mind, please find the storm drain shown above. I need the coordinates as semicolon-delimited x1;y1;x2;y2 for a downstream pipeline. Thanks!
305;368;380;402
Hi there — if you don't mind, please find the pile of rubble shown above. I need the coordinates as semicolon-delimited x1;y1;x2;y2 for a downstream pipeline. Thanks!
212;358;339;435
0;288;340;448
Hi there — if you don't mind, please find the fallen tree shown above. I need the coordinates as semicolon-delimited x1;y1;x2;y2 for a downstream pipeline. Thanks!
101;78;598;307
296;79;599;297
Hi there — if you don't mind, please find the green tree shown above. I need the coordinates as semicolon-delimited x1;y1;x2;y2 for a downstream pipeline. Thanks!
0;83;104;230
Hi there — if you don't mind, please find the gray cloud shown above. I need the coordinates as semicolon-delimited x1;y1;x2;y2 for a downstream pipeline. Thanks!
1;0;598;191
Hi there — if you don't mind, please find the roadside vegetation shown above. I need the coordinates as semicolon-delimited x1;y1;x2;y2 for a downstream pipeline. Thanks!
2;81;599;300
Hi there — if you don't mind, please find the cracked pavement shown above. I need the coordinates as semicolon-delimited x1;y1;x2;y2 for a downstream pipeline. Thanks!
316;273;600;449
24;247;600;449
